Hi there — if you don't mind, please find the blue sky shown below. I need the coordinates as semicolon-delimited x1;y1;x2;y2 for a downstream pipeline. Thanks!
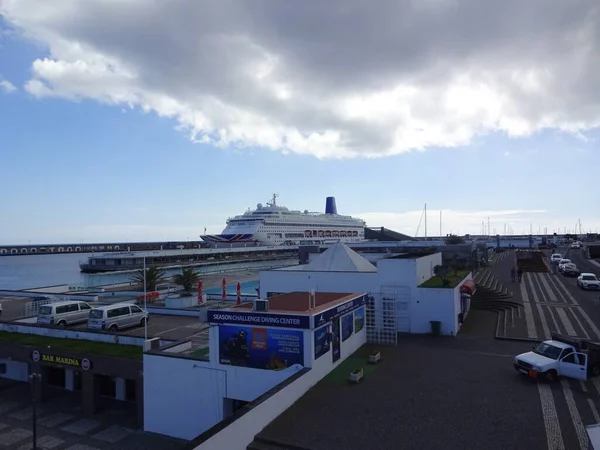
1;4;599;244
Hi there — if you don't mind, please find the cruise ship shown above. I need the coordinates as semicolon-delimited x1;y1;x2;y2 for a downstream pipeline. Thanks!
201;195;366;246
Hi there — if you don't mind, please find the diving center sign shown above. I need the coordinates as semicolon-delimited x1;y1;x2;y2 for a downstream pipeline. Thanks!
207;310;311;329
31;351;92;370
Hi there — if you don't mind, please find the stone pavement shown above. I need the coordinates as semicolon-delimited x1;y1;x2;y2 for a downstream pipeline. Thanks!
0;383;185;450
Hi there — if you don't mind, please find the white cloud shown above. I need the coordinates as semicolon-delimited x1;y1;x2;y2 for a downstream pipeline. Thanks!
0;79;17;93
353;209;600;236
1;0;600;158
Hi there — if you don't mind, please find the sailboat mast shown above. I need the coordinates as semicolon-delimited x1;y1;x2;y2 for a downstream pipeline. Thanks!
424;203;427;239
440;210;442;237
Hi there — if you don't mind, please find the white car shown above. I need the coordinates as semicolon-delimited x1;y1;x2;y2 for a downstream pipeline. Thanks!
558;259;572;272
577;273;600;290
550;253;563;264
571;243;581;249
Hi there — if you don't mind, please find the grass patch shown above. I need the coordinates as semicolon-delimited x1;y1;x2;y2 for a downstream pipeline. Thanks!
189;347;209;358
419;269;471;288
0;332;143;360
321;346;381;386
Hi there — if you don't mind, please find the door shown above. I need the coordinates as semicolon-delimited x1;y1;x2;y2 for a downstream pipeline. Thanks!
559;352;588;380
395;301;410;333
331;318;341;363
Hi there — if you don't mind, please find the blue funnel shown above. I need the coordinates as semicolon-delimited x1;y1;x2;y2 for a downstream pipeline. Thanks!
325;197;338;215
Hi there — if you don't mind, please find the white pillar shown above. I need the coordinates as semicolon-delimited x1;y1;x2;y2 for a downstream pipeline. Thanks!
115;377;126;401
65;369;74;391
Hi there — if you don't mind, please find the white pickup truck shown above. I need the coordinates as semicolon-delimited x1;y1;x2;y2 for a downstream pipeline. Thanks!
513;333;600;382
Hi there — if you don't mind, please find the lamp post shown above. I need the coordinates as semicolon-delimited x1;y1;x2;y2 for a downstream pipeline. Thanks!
29;372;41;450
143;256;147;343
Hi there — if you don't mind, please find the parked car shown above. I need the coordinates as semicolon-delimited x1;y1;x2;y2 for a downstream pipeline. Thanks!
571;243;581;249
558;259;572;272
37;301;92;326
550;253;563;264
0;302;2;317
577;273;600;290
88;303;149;332
562;263;580;277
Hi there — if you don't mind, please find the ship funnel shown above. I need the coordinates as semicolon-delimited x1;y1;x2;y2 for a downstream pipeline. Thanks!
325;197;338;215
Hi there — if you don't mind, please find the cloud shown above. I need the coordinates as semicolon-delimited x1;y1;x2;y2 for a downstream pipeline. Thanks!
2;0;600;158
351;208;596;236
0;79;17;93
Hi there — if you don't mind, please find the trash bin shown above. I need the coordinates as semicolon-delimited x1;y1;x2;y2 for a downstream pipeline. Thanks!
430;320;442;336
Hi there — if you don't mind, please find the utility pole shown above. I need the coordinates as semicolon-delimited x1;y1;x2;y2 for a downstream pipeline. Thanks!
487;217;490;236
439;210;442;237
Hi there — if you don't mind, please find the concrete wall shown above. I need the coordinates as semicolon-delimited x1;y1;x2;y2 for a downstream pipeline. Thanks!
0;359;29;382
0;291;99;302
143;355;227;440
412;273;471;336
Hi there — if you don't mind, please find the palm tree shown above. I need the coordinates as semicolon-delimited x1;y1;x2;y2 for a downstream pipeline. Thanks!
172;267;201;292
130;266;166;291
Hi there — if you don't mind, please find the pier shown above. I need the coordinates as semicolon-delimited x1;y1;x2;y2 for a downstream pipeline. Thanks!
0;240;206;256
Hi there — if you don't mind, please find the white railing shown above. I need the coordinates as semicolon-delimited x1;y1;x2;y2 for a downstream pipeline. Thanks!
24;296;66;317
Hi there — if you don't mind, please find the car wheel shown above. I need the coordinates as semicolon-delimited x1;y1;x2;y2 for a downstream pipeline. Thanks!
58;321;66;327
109;324;118;332
140;317;147;326
545;370;558;382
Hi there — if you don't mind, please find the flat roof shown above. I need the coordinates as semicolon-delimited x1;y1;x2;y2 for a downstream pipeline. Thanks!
89;245;297;259
225;292;362;315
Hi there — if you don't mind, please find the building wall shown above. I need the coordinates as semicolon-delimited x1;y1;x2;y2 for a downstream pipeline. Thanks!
0;359;29;382
195;314;367;450
260;270;377;296
143;356;226;440
411;273;472;336
414;253;442;285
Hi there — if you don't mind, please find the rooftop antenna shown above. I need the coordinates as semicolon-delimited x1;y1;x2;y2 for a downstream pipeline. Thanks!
424;203;427;239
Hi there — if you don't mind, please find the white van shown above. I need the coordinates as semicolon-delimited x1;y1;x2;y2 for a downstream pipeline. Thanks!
87;303;149;332
37;301;93;326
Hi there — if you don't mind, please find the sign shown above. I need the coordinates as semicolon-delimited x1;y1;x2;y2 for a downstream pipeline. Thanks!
354;307;365;333
207;310;311;329
314;325;330;360
218;325;304;370
341;312;354;342
312;295;367;328
31;351;92;370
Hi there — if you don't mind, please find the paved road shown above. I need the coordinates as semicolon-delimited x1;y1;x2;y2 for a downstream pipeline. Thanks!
500;247;600;342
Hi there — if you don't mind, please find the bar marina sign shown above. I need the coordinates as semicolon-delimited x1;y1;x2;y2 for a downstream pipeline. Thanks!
31;350;91;370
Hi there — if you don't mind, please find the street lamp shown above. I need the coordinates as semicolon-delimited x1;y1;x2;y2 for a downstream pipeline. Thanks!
29;372;41;450
143;256;148;342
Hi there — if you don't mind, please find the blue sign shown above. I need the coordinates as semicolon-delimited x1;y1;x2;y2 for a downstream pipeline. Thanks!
314;326;330;360
207;310;311;329
312;295;367;328
354;307;365;333
341;313;354;342
219;325;304;370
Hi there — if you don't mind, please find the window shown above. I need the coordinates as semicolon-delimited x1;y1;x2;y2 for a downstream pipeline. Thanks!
80;303;91;310
38;306;52;315
130;305;142;313
118;307;131;316
66;303;79;312
56;305;68;314
89;309;103;319
563;353;586;366
107;308;120;318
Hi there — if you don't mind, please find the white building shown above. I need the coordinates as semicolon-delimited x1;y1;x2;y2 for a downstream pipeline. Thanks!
144;291;367;441
260;242;472;337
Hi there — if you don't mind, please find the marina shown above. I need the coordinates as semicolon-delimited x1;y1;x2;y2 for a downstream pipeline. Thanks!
79;245;298;273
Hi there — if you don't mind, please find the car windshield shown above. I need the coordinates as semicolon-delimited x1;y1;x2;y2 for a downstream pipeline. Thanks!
560;260;571;264
582;275;598;281
38;306;52;315
89;309;103;319
533;343;563;360
552;254;562;259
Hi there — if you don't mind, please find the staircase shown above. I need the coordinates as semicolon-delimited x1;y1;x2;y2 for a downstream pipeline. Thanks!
247;437;313;450
470;267;522;335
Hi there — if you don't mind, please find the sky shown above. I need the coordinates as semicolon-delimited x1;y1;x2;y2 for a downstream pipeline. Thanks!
1;0;600;245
